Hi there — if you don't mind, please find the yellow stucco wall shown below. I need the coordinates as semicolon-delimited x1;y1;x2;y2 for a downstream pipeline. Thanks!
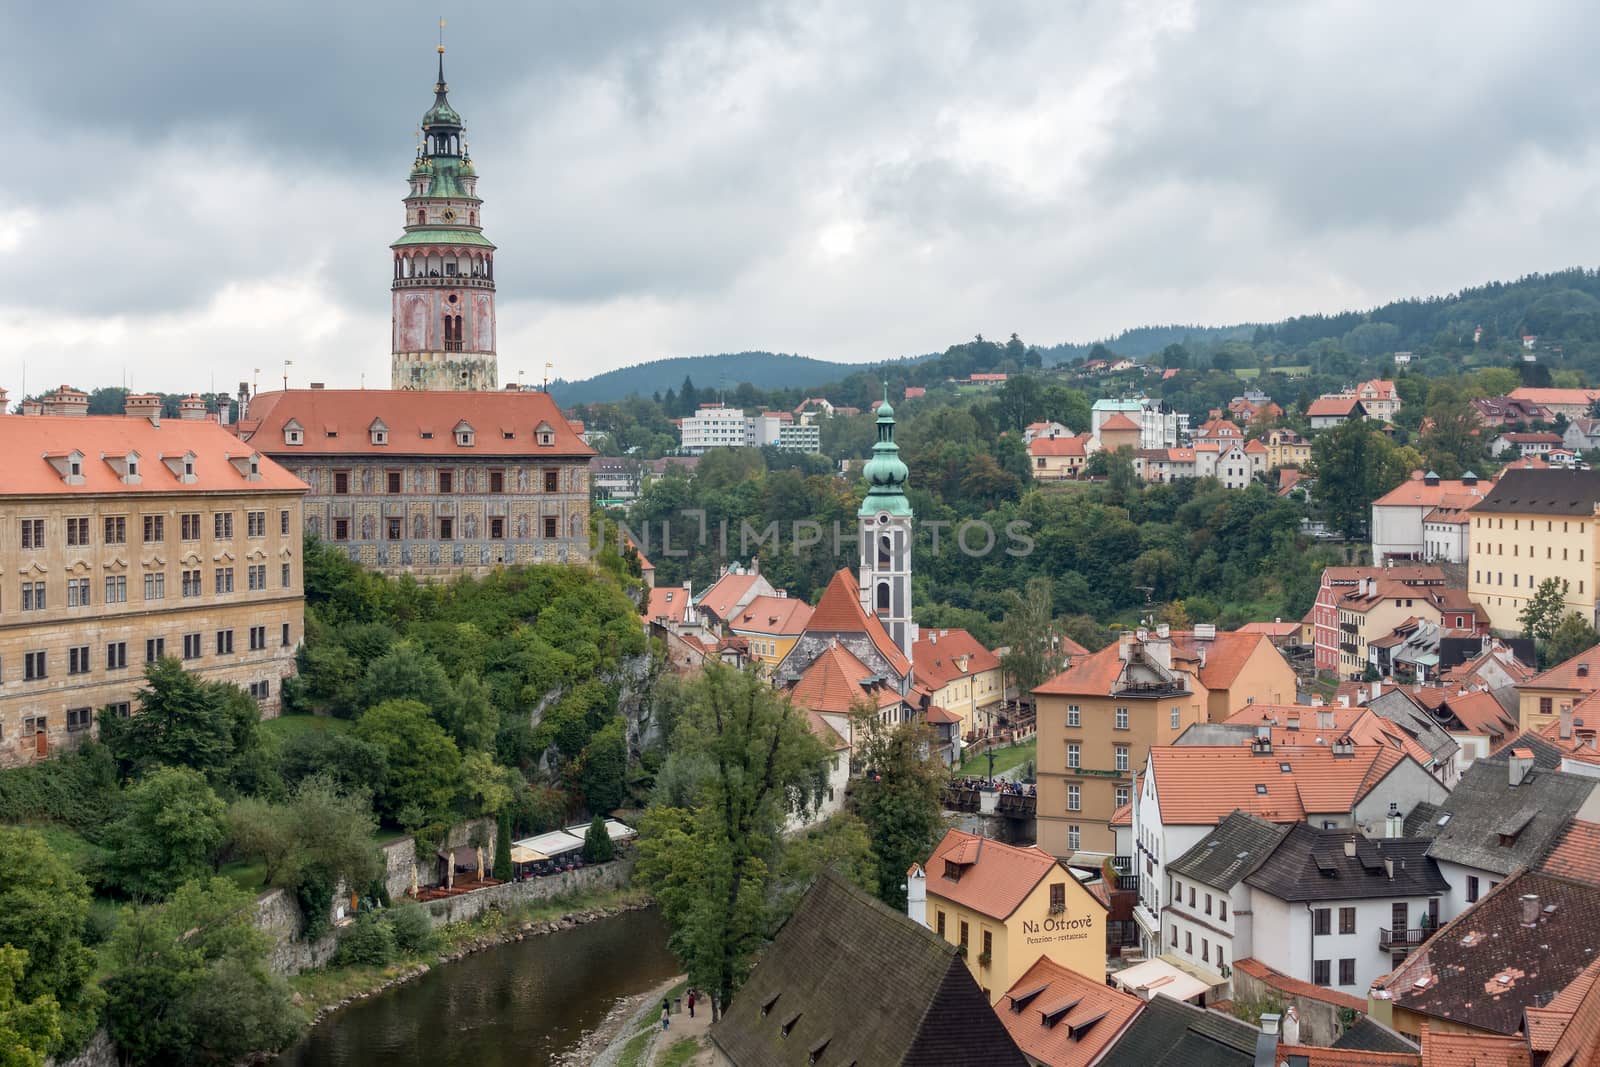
929;873;1107;1004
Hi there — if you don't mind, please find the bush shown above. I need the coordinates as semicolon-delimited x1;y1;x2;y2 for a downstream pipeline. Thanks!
386;902;436;955
332;911;396;967
583;815;614;863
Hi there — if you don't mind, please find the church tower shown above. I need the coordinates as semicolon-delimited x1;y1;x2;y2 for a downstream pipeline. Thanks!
390;42;498;390
859;388;914;661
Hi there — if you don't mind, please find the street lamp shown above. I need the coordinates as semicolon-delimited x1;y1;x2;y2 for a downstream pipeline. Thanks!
987;749;996;787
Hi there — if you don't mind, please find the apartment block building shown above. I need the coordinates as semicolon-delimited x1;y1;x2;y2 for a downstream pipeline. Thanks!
1033;625;1296;857
236;388;592;578
1466;467;1600;634
0;397;307;766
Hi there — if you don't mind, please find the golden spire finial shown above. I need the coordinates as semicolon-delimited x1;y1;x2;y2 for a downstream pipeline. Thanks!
438;17;446;54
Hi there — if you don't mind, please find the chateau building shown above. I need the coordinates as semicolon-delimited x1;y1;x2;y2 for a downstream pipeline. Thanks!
236;389;592;577
391;46;499;390
0;396;307;766
1466;467;1600;634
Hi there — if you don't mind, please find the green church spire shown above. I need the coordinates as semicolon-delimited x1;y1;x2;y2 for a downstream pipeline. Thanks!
859;383;912;517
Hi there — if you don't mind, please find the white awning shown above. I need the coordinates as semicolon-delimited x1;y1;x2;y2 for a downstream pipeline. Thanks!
1110;957;1217;1003
512;830;586;857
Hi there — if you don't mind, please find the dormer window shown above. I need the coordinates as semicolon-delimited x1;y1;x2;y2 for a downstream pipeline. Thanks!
127;457;138;477
184;458;194;477
535;421;556;446
283;419;304;446
161;451;199;484
69;458;82;477
46;450;88;486
104;450;142;485
226;452;263;481
454;420;475;447
369;418;389;446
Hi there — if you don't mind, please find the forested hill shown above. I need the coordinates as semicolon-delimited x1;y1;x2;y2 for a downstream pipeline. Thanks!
548;268;1600;405
547;351;928;405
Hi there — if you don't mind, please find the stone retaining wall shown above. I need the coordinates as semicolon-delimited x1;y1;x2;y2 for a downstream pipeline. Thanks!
422;857;634;927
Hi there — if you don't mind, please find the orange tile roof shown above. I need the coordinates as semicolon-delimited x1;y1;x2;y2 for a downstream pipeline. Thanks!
1101;412;1142;432
1033;642;1126;697
1230;958;1368;1012
1110;801;1132;826
1033;629;1275;698
1374;475;1494;509
788;641;904;716
1147;744;1408;824
240;388;593;457
925;829;1088;922
1525;645;1600;693
698;570;767;621
1223;704;1434;767
0;413;307;496
1308;395;1361;417
925;705;962;725
1539;955;1600;1066
806;568;910;676
1236;621;1301;638
1275;1045;1418;1066
642;585;693;623
1419;1028;1531;1067
1029;435;1088;457
994;955;1142;1067
801;705;850;752
1540;820;1600;886
1509;386;1600;408
730;594;812;636
912;629;1001;689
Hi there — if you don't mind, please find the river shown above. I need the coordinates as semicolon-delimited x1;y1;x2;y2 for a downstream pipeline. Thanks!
274;908;680;1067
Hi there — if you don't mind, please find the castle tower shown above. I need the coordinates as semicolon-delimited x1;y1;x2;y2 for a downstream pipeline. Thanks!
390;42;498;390
859;387;914;661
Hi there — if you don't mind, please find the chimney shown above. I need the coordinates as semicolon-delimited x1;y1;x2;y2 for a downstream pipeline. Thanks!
1384;858;1395;880
1281;1007;1300;1046
124;393;163;423
750;555;759;575
1521;894;1541;926
309;382;326;390
1509;749;1534;786
1310;695;1324;707
178;393;207;420
216;396;232;425
1344;839;1357;858
1332;737;1354;758
20;399;42;416
1339;695;1351;708
1194;623;1217;642
42;386;89;417
1119;631;1134;661
237;381;251;422
1250;736;1273;756
1254;1013;1281;1067
1561;703;1575;740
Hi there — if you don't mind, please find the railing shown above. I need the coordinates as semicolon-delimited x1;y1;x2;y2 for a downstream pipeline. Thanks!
1340;641;1360;654
1378;927;1431;951
444;340;464;352
1113;681;1187;697
943;787;982;812
392;275;494;289
1115;872;1141;894
996;794;1036;818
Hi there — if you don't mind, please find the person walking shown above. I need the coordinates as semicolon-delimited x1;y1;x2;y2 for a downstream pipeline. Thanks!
661;999;671;1032
687;989;697;1019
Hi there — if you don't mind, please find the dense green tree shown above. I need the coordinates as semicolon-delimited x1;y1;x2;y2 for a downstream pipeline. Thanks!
0;829;99;1053
103;766;228;899
494;810;512;878
354;699;462;827
1521;578;1570;644
227;775;382;897
100;659;266;791
636;666;829;1018
0;946;60;1067
1312;420;1387;538
276;729;387;795
579;717;629;814
583;814;615;863
999;577;1061;695
102;878;299;1066
1545;612;1600;667
849;715;945;911
360;646;453;716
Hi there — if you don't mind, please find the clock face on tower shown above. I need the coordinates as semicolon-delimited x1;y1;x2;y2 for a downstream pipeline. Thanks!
440;209;457;222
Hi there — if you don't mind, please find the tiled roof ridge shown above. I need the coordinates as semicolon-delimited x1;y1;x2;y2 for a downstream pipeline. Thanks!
1376;865;1533;993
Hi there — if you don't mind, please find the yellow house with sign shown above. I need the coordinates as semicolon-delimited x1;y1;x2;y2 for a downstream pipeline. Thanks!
915;829;1107;1004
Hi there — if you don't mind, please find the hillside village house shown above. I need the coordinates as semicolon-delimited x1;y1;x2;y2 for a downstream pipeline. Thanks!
1307;395;1366;430
1491;430;1564;458
1161;812;1287;998
911;628;1003;738
1507;385;1600;420
1095;412;1142;453
993;956;1143;1067
1470;395;1553;426
1034;625;1296;857
1263;428;1313;469
1517;644;1600;733
1027;433;1089;480
1352;379;1402;422
912;829;1107;1004
1370;470;1492;563
725;593;812;674
1311;565;1447;674
1129;741;1447;961
1466;467;1600;634
1330;575;1486;681
0;395;307;765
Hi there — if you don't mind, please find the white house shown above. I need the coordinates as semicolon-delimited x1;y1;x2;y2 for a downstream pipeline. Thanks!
1370;470;1490;564
1242;823;1447;994
1130;739;1447;958
1162;811;1289;991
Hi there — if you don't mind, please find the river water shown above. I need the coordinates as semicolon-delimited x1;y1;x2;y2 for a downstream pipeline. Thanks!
274;908;680;1067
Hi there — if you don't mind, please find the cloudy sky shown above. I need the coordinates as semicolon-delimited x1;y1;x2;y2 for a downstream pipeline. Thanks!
7;1;1600;394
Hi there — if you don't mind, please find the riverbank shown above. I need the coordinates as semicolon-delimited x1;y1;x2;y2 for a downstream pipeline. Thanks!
284;885;654;1027
567;974;684;1067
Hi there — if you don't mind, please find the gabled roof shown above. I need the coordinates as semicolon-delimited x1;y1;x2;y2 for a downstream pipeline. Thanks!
1146;744;1411;825
1095;994;1261;1067
730;594;813;636
1376;869;1600;1036
925;829;1094;923
1166;810;1289;889
994;955;1143;1067
1419;1030;1531;1066
1221;703;1443;769
1523;643;1600;692
642;585;693;623
697;569;769;621
1244;824;1448;902
1230;958;1367;1013
912;629;1001;689
711;870;1027;1067
0;415;305;496
1100;412;1142;432
1538;820;1600;887
1509;386;1600;407
1235;621;1301;638
1033;630;1279;698
1424;753;1596;876
806;568;910;677
1373;474;1493;509
240;389;593;456
1470;467;1600;516
1308;395;1363;418
1029;435;1088;457
788;642;904;717
1534;956;1600;1065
